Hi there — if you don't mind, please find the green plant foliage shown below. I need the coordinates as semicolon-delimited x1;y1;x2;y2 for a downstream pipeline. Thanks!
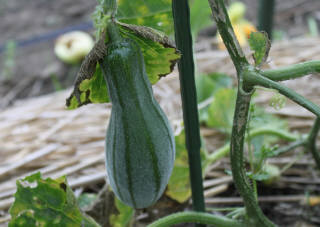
93;0;215;40
66;23;180;109
190;0;212;38
9;172;100;227
260;164;281;185
166;130;208;203
207;88;237;134
249;106;289;155
77;193;98;210
117;0;172;34
93;0;173;36
196;73;233;123
247;163;281;186
109;198;134;227
2;40;16;79
119;24;180;84
196;73;233;103
248;31;270;66
269;92;286;110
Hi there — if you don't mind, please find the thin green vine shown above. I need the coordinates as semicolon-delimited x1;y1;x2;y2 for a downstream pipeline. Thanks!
207;126;300;163
147;212;245;227
261;60;320;81
307;117;320;169
243;69;320;117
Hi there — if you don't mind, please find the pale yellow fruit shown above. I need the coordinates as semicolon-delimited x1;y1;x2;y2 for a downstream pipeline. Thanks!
54;31;94;64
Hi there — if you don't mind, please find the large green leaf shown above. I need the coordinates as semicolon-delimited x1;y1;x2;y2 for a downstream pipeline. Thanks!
93;0;173;36
117;0;173;34
190;0;212;38
95;0;213;38
66;23;180;109
9;172;100;227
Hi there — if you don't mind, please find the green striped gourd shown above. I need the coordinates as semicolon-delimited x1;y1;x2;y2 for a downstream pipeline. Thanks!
100;23;175;208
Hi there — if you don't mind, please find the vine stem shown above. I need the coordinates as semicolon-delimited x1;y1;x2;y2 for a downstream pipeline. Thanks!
207;127;299;162
207;0;248;73
307;117;320;169
244;70;320;117
230;86;275;227
261;60;320;81
147;212;244;227
172;0;206;223
207;0;275;225
105;0;118;18
269;140;307;157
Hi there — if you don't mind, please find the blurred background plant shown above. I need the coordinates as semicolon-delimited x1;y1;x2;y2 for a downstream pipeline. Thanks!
1;40;16;80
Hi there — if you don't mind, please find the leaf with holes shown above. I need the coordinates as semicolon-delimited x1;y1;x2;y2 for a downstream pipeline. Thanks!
66;22;180;109
9;172;99;227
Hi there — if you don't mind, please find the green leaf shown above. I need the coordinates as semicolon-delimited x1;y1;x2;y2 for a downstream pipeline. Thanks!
196;73;232;103
66;23;180;109
249;105;288;131
93;0;173;37
248;31;271;66
207;88;237;134
248;106;289;169
109;197;134;227
83;187;134;227
118;23;180;84
117;0;173;34
248;164;280;184
9;172;100;227
77;193;98;210
166;130;207;203
196;73;233;123
190;0;212;38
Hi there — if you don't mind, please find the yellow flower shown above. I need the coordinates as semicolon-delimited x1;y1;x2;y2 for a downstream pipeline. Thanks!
216;1;256;50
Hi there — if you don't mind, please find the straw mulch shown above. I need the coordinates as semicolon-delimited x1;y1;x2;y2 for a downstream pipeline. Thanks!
1;37;320;225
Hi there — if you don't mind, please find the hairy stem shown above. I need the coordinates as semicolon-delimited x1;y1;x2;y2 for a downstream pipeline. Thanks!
244;71;320;117
207;127;299;162
207;0;248;73
147;212;244;227
230;86;275;227
105;0;118;18
261;61;320;81
307;117;320;169
269;140;307;157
